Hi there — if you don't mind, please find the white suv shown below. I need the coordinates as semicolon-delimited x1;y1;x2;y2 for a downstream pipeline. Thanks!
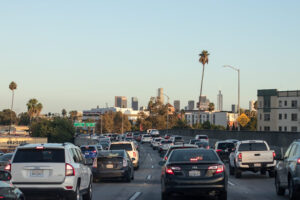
141;134;152;144
8;143;93;200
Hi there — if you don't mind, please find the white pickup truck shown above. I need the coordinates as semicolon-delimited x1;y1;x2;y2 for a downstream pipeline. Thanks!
229;140;276;178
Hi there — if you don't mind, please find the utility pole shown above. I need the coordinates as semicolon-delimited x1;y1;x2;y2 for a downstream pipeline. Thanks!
163;93;170;134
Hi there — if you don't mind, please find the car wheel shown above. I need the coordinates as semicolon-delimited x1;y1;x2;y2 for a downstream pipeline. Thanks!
93;177;100;183
289;177;299;200
82;179;93;200
229;165;234;175
218;191;227;200
124;173;131;183
68;184;80;200
275;175;285;196
269;170;275;178
131;170;134;180
234;168;242;178
161;192;169;200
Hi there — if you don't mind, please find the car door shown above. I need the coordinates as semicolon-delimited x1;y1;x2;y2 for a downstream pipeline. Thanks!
126;152;133;175
280;144;295;186
289;144;299;177
75;148;90;189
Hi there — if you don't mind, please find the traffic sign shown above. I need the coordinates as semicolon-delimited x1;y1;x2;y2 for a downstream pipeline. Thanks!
237;113;250;127
85;123;96;127
74;123;85;127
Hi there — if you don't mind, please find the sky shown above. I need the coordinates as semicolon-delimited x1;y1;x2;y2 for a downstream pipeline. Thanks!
0;0;300;114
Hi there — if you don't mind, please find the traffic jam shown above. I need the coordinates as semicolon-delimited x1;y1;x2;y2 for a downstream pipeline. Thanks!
0;130;299;200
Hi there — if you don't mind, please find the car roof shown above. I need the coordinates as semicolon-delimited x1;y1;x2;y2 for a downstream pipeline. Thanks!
170;144;198;148
239;140;265;144
111;141;134;145
17;143;74;149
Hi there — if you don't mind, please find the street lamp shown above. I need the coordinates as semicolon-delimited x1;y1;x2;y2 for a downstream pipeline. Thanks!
223;65;240;130
163;93;170;134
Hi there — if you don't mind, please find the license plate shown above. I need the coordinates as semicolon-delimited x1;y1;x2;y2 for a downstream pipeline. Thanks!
189;170;201;177
254;163;261;167
30;170;43;177
106;164;113;169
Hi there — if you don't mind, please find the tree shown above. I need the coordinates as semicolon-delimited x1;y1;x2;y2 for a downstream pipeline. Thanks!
8;81;17;134
27;99;43;122
202;121;211;129
0;109;17;125
62;109;67;117
18;112;30;125
198;50;210;121
69;111;78;122
208;103;215;111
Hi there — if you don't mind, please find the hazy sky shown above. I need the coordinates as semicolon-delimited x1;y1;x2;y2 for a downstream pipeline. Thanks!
1;0;299;114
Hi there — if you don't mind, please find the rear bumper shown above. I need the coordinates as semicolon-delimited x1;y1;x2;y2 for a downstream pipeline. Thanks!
237;162;275;170
18;188;76;198
293;177;300;190
92;169;128;179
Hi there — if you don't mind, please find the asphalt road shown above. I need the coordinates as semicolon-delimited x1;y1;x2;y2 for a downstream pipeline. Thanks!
92;143;290;200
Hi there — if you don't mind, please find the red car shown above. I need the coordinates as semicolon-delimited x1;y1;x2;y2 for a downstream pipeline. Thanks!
164;134;171;139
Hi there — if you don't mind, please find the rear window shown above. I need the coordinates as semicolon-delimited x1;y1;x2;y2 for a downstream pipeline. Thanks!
13;149;65;163
169;149;219;162
155;138;162;142
167;146;197;157
98;151;124;157
196;142;209;148
81;146;96;152
110;144;133;151
217;142;235;150
143;135;151;138
198;136;208;139
238;143;268;151
174;137;182;140
161;140;173;144
0;154;12;161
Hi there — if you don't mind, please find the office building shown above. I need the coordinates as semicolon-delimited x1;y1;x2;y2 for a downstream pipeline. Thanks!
174;100;180;112
188;100;195;110
257;89;300;132
217;91;223;111
157;88;164;104
232;104;237;113
131;97;138;111
115;96;127;108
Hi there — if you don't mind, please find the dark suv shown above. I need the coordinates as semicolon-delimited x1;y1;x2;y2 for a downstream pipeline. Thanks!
275;140;300;200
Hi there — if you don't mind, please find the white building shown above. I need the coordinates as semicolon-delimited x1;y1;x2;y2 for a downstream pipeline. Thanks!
185;110;238;127
83;107;149;122
257;89;300;132
217;91;223;111
249;100;256;112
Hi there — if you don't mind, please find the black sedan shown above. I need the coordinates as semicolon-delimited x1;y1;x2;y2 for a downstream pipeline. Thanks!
92;150;134;182
0;170;25;200
160;149;228;200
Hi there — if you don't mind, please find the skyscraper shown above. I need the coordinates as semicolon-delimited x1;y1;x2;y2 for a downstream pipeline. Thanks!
217;90;223;111
188;100;195;110
157;88;164;104
232;104;237;113
115;96;127;108
132;97;139;111
174;100;180;112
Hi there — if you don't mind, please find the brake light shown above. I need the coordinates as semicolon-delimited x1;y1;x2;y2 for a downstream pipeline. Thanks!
238;153;242;161
92;158;97;168
133;152;136;158
123;158;128;167
65;164;75;176
36;146;44;150
297;158;300;165
208;165;224;174
216;149;222;153
4;164;11;172
164;156;168;161
273;152;276;158
93;150;97;153
166;167;174;175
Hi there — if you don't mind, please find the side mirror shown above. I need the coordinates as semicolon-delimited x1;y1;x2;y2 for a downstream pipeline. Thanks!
0;171;12;181
159;161;166;166
131;158;136;161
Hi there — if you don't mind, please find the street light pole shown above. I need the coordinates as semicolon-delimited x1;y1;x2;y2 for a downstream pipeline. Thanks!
163;93;170;134
223;65;241;130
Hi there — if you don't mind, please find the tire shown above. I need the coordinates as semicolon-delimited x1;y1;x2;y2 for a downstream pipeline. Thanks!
229;165;234;176
82;179;93;200
269;170;275;178
131;170;134;180
161;192;169;200
260;170;266;175
289;177;299;200
234;168;242;178
275;175;285;196
68;184;80;200
124;172;131;183
218;191;227;200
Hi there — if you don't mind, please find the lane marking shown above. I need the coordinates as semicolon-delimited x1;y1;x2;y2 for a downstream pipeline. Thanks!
151;165;154;169
146;175;152;180
128;192;142;200
228;181;235;186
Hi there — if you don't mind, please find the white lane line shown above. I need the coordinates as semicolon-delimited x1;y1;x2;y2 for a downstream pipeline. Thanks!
128;192;142;200
228;181;235;186
151;165;154;169
146;175;152;180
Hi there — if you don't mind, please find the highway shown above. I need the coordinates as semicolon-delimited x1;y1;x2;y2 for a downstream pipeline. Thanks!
92;143;289;200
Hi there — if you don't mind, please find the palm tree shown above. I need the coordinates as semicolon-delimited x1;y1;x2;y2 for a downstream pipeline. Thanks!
208;103;215;111
8;81;17;135
27;99;43;123
62;109;67;117
198;50;210;122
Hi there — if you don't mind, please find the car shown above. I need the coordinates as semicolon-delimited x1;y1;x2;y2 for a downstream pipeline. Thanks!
160;148;228;200
195;141;210;149
229;140;276;178
214;141;236;162
189;139;199;145
9;143;93;200
164;134;171;140
150;129;160;137
133;132;141;142
96;145;103;151
170;136;184;145
274;140;300;200
152;138;163;150
80;145;99;163
133;140;139;151
0;170;25;200
141;134;152;144
162;144;198;161
92;150;134;182
158;140;174;155
0;153;13;170
99;139;111;150
109;142;139;169
195;134;209;142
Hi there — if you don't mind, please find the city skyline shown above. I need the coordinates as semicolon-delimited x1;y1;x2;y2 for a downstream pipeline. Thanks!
1;1;300;113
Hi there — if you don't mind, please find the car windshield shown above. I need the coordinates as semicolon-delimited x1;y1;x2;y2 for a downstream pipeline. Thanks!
161;140;173;144
238;143;268;151
169;149;219;162
13;149;65;163
110;144;133;151
217;142;235;149
81;146;96;152
143;135;151;138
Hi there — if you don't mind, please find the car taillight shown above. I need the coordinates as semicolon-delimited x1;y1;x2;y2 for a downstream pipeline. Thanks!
123;158;128;167
166;167;174;175
164;156;168;161
65;164;75;176
238;153;242;161
273;152;276;159
216;149;222;153
297;158;300;165
92;158;97;168
4;164;11;172
133;152;136;158
93;150;97;153
208;165;224;174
